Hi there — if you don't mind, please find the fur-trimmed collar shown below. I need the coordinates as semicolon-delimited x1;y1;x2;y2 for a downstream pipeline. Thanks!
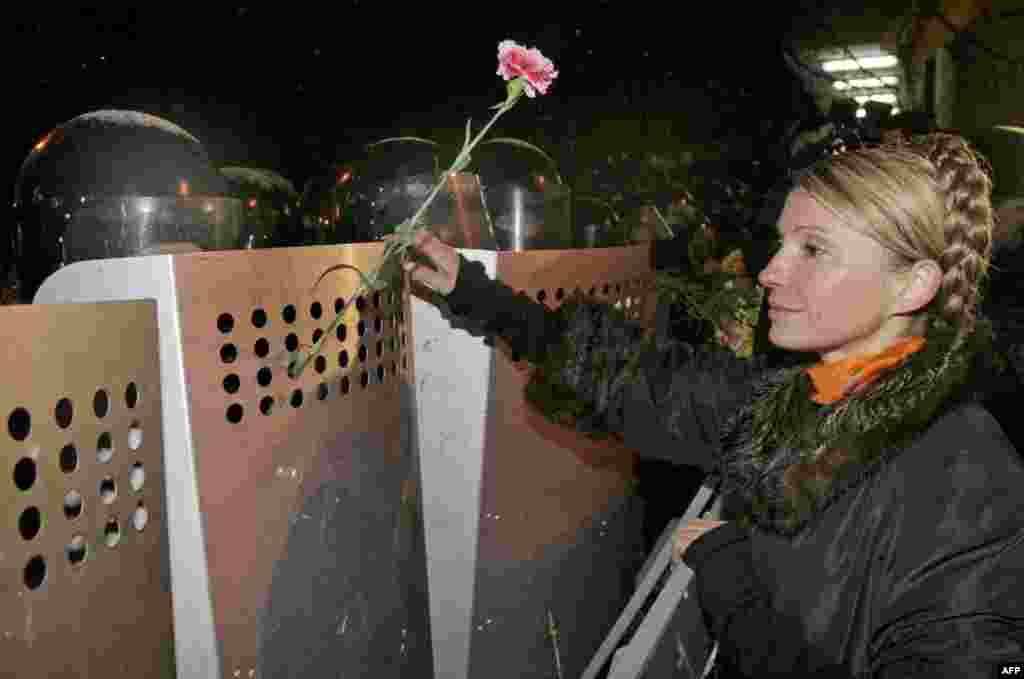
718;317;995;536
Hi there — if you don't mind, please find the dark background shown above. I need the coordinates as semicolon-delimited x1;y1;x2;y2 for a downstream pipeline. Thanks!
8;0;1024;611
4;4;818;198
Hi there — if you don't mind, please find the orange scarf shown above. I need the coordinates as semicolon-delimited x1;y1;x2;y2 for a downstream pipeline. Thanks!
806;336;926;405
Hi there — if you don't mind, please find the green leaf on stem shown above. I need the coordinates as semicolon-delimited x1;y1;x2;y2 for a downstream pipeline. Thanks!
299;262;385;377
311;262;368;294
367;137;442;150
479;138;563;184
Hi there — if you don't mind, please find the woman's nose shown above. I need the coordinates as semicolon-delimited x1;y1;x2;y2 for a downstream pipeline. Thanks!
758;252;785;289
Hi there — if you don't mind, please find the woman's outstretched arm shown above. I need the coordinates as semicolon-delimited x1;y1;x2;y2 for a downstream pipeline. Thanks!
403;230;772;471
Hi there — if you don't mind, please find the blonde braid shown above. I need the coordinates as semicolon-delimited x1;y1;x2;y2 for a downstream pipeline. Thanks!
910;133;994;349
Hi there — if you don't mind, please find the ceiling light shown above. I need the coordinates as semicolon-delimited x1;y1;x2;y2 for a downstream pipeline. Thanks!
854;93;898;105
822;55;899;72
844;76;899;88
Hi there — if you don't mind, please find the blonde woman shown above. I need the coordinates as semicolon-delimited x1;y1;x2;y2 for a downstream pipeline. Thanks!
402;134;1024;677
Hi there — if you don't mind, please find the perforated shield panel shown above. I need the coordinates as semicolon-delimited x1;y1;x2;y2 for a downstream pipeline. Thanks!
172;244;431;678
412;245;655;679
0;300;174;677
468;247;653;678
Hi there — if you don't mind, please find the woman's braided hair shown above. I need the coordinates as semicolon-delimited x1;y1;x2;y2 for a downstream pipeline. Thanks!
796;132;994;353
909;133;994;347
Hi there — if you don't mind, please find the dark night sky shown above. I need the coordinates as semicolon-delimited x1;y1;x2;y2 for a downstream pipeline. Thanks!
5;4;814;196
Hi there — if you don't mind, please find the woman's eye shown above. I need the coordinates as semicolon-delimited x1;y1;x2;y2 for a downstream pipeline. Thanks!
802;243;822;257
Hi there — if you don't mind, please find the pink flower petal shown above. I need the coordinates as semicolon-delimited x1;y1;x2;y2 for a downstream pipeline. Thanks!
496;39;557;95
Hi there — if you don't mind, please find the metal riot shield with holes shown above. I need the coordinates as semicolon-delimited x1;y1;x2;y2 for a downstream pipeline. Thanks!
412;245;656;679
0;300;174;677
34;244;432;679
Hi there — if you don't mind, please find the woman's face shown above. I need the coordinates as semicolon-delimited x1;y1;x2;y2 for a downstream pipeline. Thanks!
758;190;908;362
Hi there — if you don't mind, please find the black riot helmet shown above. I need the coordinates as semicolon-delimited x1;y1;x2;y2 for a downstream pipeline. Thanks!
220;166;303;247
344;139;442;243
297;164;359;246
341;139;496;248
470;139;570;249
10;109;251;302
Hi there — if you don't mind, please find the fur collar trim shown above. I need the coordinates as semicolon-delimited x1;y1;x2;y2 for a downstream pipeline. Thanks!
718;318;994;536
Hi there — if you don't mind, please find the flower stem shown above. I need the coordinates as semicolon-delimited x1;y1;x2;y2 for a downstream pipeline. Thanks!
401;93;519;236
292;88;525;377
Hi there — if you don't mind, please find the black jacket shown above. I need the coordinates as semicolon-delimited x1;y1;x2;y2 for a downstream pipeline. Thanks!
442;254;1024;678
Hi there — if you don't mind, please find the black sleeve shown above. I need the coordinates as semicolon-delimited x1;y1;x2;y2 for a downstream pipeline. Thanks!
443;254;771;472
867;408;1024;678
445;255;569;364
682;521;1024;679
683;524;853;678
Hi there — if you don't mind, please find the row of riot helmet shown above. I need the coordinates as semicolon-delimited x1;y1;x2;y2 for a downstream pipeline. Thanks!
2;109;593;303
5;110;256;303
219;166;302;248
299;137;576;250
3;109;331;302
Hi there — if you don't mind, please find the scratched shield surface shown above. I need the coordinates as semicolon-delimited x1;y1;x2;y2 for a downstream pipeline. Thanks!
173;243;432;678
0;301;175;677
471;247;654;678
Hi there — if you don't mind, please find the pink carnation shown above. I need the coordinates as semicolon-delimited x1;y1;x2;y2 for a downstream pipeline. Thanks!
497;40;558;97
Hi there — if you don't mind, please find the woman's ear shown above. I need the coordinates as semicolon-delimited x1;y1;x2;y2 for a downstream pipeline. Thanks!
893;259;943;315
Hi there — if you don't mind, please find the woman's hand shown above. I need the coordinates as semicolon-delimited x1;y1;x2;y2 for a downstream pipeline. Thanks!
390;230;461;296
672;518;727;565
